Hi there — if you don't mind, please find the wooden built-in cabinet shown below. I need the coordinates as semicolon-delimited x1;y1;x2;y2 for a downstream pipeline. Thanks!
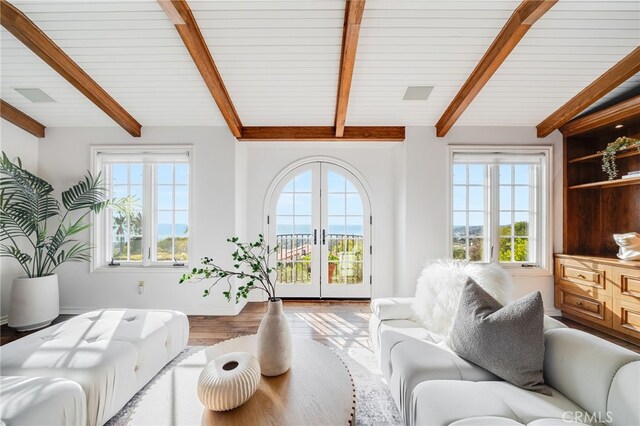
555;255;640;343
555;96;640;345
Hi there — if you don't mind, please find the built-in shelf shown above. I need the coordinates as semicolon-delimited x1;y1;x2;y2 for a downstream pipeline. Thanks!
569;145;640;164
569;176;640;189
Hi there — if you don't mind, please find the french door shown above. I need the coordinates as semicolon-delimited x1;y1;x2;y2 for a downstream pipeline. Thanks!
269;162;371;299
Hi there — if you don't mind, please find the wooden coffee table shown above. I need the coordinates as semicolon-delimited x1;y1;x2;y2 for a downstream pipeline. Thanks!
130;335;356;425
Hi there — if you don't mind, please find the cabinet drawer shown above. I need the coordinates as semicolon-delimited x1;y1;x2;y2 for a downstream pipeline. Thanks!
556;285;612;327
613;267;640;305
555;258;610;296
613;299;640;340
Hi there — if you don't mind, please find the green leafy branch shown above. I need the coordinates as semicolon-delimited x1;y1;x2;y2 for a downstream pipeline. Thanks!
179;234;281;302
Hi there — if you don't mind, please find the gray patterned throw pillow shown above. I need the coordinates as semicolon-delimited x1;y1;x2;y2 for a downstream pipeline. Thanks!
449;278;550;395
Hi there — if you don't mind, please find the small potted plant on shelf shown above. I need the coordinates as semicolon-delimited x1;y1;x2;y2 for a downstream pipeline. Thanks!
601;136;640;180
0;152;114;330
180;234;291;377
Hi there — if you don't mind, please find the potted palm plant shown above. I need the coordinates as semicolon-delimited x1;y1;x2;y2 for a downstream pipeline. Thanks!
0;152;112;330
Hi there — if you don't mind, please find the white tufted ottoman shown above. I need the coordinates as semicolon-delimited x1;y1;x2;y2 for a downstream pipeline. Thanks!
0;376;87;426
0;309;189;426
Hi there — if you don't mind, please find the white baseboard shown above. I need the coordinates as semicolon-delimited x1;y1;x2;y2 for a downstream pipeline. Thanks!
0;315;7;326
545;308;562;317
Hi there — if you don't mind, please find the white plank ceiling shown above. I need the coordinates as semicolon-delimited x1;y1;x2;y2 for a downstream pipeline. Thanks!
1;0;639;130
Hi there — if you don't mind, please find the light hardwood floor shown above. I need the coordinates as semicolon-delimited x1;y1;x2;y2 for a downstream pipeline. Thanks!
1;301;638;355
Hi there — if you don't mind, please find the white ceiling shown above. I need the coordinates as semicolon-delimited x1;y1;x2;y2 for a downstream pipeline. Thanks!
1;0;639;131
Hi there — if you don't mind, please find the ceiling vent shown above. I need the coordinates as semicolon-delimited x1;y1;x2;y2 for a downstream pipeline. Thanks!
14;88;56;103
403;86;433;101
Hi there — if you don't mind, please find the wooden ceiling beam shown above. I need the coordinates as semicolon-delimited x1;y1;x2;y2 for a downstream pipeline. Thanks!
435;0;557;137
559;94;640;137
0;0;141;137
334;0;366;138
1;100;46;138
537;47;640;138
238;126;405;142
159;0;243;137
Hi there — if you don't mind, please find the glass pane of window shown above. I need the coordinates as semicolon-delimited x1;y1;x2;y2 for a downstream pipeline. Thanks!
157;164;173;184
277;215;293;234
294;171;312;192
514;212;529;236
157;185;173;210
175;211;188;236
514;186;530;210
468;165;484;184
468;186;484;211
130;164;143;184
500;212;512;236
514;238;529;262
175;185;188;210
174;164;188;185
500;186;512;210
346;216;363;236
453;164;466;185
499;237;512;262
294;215;312;234
453;212;466;237
468;212;484;237
156;235;173;261
346;193;363;216
452;238;466;260
130;236;142;261
453;186;466;210
514;165;530;184
294;193;312;215
277;193;293;215
327;172;345;193
499;165;512;184
468;238;484;261
157;211;173;235
112;164;128;185
328;216;345;235
328;194;345;215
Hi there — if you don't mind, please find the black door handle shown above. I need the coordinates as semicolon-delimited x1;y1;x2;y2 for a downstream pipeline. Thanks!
313;229;317;245
322;229;326;245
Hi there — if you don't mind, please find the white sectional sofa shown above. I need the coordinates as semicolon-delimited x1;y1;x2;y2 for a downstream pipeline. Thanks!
0;309;189;426
370;298;640;426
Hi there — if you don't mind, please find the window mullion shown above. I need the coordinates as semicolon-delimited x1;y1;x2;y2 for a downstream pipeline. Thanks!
143;164;153;266
489;164;499;264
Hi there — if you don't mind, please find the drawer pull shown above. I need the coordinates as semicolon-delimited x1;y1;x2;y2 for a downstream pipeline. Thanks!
576;301;583;306
577;274;586;279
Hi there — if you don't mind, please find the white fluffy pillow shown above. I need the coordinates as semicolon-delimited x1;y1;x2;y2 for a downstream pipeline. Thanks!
412;259;512;338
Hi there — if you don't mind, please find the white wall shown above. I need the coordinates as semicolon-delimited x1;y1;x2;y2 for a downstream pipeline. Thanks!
242;142;398;301
1;123;563;317
394;127;563;314
36;127;242;315
0;121;40;323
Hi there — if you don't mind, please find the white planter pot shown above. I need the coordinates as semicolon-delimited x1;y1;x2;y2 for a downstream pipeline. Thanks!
8;274;59;331
257;299;292;376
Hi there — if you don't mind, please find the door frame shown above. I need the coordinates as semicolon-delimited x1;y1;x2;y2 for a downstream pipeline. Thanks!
263;156;374;299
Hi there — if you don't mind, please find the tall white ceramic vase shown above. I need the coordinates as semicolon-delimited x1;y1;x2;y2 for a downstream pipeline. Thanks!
8;274;59;331
257;298;292;376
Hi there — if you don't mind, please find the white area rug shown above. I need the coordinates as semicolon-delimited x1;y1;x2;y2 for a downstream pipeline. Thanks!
106;342;402;426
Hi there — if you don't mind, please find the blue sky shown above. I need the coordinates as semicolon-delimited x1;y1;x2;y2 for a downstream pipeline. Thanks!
276;170;364;236
453;164;532;227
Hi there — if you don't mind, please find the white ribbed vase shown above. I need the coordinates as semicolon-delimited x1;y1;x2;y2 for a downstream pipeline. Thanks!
197;351;261;411
257;298;292;376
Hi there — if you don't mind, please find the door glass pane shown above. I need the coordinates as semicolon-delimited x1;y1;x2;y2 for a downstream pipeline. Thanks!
276;170;313;285
326;171;364;285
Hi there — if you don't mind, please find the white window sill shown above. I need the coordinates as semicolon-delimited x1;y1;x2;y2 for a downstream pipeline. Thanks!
92;265;190;274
